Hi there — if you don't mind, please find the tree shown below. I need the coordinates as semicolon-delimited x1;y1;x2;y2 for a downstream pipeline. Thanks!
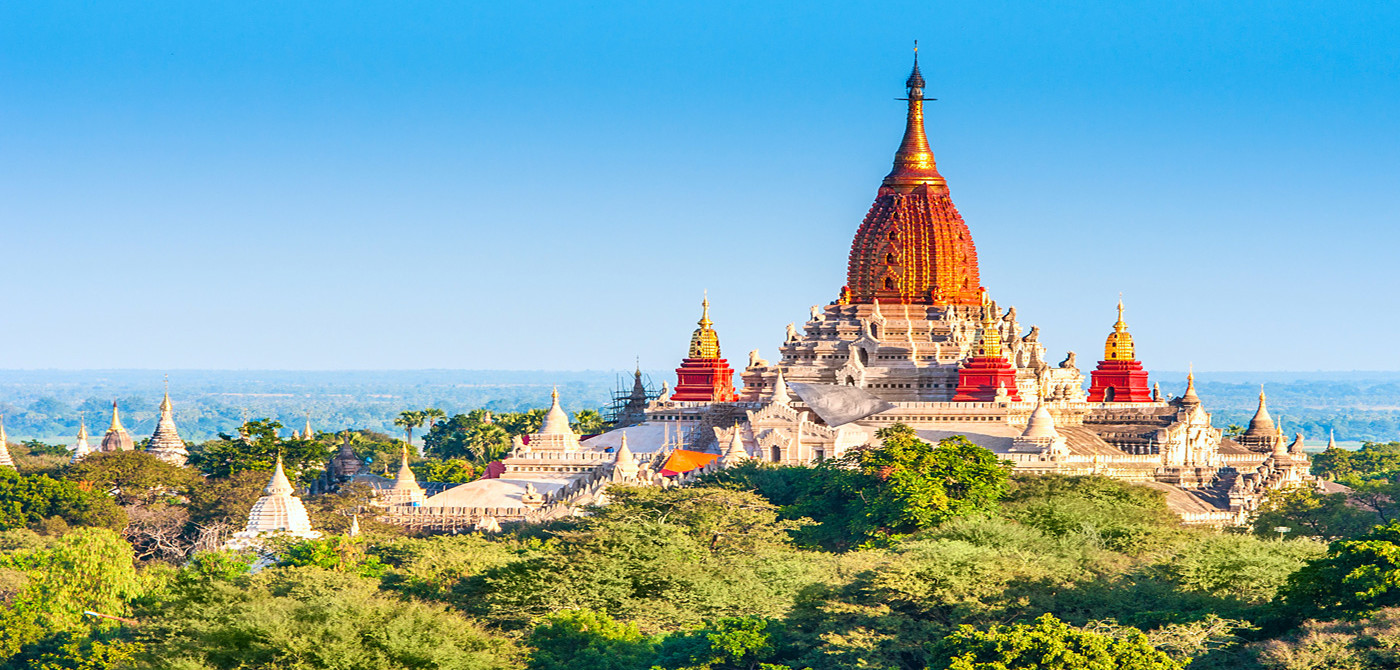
1004;474;1182;554
411;459;478;484
0;528;143;662
572;409;608;436
64;451;198;506
498;409;548;437
395;410;426;452
1249;485;1376;541
187;419;329;479
421;407;447;432
0;469;126;533
931;613;1183;670
424;412;512;463
1278;519;1400;620
652;616;791;670
791;426;1013;549
527;609;659;670
133;566;519;669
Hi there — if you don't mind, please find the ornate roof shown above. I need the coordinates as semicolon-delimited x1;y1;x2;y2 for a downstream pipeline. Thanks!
1103;300;1136;361
843;53;981;306
242;456;314;535
688;296;722;359
1244;387;1275;437
539;387;574;436
146;389;188;465
100;400;133;452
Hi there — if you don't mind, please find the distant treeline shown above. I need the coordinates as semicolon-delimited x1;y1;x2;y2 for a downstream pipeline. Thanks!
1;369;1398;443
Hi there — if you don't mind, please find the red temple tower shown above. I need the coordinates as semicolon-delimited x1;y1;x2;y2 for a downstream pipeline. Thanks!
671;297;739;402
951;303;1023;402
1086;301;1153;403
841;49;983;306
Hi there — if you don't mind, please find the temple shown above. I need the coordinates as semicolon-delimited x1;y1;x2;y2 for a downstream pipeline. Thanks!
226;455;320;550
671;297;739;402
1086;301;1152;402
70;414;94;462
0;417;13;469
100;401;134;452
369;54;1321;530
145;384;189;465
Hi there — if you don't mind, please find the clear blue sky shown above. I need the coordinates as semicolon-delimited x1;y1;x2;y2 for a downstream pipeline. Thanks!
1;1;1396;371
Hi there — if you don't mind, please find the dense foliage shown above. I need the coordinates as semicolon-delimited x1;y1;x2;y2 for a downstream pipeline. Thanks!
6;418;1400;668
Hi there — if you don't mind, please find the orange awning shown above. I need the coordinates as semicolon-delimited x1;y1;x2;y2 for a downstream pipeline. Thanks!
659;449;719;476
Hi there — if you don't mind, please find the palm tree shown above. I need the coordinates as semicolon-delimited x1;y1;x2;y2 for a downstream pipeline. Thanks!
421;407;447;432
394;410;425;455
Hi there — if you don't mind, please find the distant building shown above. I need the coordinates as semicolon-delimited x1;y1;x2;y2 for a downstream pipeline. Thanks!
145;387;189;466
99;401;134;452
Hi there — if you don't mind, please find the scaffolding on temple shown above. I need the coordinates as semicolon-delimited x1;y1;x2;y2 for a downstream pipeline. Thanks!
604;369;663;427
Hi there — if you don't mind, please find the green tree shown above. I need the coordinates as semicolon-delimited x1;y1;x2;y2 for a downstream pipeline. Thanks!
498;409;548;437
527;609;659;670
1249;485;1376;541
424;411;513;463
572;409;608;436
187;419;329;478
0;528;143;662
931;613;1183;670
653;616;790;670
1279;519;1400;620
1004;474;1182;554
421;407;447;431
0;469;127;533
792;426;1013;549
64;451;199;506
133;566;518;669
411;458;478;484
395;410;426;452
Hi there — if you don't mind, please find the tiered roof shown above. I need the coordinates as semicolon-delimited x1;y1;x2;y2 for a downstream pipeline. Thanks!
100;401;133;452
146;388;189;465
843;49;982;306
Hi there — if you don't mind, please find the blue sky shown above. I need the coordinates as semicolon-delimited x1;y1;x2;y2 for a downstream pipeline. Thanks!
1;1;1396;371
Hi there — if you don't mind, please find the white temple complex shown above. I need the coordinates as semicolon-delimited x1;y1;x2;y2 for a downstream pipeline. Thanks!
372;58;1322;531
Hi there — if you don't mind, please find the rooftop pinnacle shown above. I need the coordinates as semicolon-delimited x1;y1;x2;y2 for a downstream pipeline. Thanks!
883;44;946;192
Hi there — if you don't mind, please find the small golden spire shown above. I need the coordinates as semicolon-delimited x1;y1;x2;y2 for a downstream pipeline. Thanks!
108;400;124;432
1103;298;1136;361
977;294;1003;358
688;293;722;359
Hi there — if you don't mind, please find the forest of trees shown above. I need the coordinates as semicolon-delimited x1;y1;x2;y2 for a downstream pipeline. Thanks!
5;418;1400;668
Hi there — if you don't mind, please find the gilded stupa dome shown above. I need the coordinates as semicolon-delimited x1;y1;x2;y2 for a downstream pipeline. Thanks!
688;297;722;359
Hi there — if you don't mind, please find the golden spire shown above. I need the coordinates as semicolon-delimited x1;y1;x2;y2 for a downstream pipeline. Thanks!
688;294;722;359
108;400;125;432
1103;297;1136;361
1181;364;1201;405
883;41;946;192
160;374;173;414
976;293;1003;358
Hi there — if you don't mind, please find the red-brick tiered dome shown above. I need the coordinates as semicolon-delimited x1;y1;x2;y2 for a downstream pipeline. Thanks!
842;51;982;306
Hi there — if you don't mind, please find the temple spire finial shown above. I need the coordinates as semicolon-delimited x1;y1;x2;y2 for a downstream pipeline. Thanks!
884;42;944;191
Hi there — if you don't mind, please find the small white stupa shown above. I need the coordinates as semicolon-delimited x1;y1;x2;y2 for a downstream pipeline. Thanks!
70;413;95;463
0;416;14;469
225;455;320;550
